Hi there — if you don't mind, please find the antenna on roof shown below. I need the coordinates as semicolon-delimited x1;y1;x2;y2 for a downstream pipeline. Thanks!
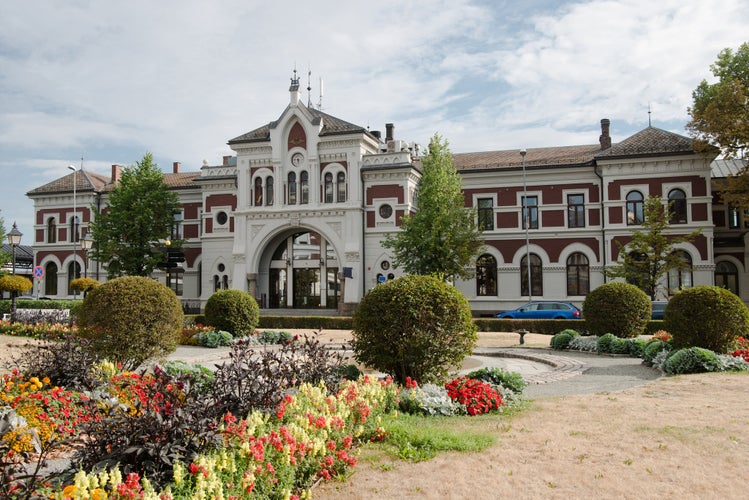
648;102;652;127
318;77;324;111
307;67;312;108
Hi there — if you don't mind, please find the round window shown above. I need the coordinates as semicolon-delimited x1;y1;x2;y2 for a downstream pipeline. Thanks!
379;204;393;219
217;263;225;272
216;211;228;225
381;260;390;270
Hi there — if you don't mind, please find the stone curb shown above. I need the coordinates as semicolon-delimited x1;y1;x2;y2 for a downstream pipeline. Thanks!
472;347;586;384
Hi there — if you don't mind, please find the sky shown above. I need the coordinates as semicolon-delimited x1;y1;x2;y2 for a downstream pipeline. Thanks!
1;0;747;241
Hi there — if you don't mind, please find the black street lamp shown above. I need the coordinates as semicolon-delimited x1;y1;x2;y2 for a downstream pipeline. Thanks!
7;222;22;323
81;233;93;278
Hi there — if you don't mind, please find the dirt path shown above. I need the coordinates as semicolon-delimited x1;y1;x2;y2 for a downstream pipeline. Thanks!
315;372;749;499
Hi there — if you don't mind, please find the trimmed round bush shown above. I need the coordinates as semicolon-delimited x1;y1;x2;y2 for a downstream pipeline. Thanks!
643;340;671;364
665;285;749;353
203;289;260;337
583;282;651;338
550;329;580;350
77;276;183;370
596;333;617;353
351;274;477;385
663;347;720;374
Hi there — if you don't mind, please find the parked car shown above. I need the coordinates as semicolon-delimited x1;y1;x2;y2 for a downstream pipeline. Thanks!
651;301;667;320
496;301;582;320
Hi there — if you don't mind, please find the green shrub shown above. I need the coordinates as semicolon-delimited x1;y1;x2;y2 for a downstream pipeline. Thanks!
351;275;477;385
596;333;617;353
466;367;527;394
643;340;671;364
550;329;580;350
203;289;259;337
77;276;183;370
196;330;233;348
159;360;215;393
665;285;749;353
583;282;651;338
663;347;721;374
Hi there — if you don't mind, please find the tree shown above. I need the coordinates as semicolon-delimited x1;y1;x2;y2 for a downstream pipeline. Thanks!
382;134;483;281
0;215;8;273
606;196;700;300
687;42;749;208
89;153;181;277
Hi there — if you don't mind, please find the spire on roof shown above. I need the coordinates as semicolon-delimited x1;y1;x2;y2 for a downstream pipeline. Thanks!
289;68;299;91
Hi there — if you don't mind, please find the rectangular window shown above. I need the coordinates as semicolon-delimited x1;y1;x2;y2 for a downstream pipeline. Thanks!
477;198;494;231
567;194;585;228
171;212;183;241
728;206;739;228
167;270;183;296
522;196;538;229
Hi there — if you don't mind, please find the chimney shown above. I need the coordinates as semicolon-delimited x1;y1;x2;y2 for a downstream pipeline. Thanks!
599;118;611;150
371;130;382;140
223;155;231;166
173;161;181;173
111;164;122;183
385;123;394;142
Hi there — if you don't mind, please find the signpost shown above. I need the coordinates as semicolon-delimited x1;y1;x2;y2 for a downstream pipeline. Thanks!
34;266;44;299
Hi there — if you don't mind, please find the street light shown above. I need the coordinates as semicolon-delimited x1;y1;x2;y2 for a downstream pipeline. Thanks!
520;149;531;303
80;232;94;278
68;165;79;298
7;222;22;323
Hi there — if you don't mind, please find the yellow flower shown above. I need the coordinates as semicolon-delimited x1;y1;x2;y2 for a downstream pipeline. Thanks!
62;484;78;498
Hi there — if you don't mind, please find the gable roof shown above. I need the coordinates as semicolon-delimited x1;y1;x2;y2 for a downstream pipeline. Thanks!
26;169;200;197
453;144;603;172
595;126;697;159
26;170;110;196
228;105;369;145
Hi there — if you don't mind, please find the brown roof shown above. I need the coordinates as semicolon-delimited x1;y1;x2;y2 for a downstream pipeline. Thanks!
228;106;368;145
596;126;696;158
26;169;110;196
27;169;200;196
453;144;602;172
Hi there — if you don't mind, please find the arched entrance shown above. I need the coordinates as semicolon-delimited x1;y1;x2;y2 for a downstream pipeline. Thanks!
266;231;340;309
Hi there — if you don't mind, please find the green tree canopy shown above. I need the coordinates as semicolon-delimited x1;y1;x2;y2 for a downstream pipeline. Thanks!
606;196;700;300
687;42;749;209
89;153;181;277
382;134;483;281
687;42;749;159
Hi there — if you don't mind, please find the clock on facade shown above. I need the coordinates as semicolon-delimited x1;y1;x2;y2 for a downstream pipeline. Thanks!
379;204;393;219
291;153;304;167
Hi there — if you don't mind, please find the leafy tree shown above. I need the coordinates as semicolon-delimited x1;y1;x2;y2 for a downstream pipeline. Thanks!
89;153;181;277
382;134;483;281
687;42;749;208
0;214;9;272
606;196;700;300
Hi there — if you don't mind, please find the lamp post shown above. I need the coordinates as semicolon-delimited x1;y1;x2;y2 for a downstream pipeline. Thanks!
520;149;531;303
67;165;79;298
80;233;93;278
7;222;22;323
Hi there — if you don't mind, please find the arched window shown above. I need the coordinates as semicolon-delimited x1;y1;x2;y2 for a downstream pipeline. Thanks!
520;253;543;297
254;177;263;206
67;261;80;295
288;172;297;205
45;262;58;296
324;172;334;203
626;191;644;225
213;275;220;292
668;188;687;224
300;171;309;204
667;250;693;295
265;176;274;206
715;261;739;295
70;216;79;242
566;252;590;296
476;254;497;296
47;218;57;243
336;172;346;202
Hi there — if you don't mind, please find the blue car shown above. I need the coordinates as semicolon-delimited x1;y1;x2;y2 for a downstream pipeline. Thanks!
651;301;667;320
496;301;582;320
